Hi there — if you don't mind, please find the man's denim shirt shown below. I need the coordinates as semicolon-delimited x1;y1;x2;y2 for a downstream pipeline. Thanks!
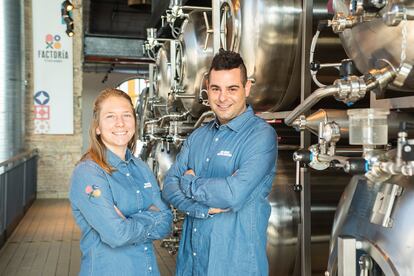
70;149;172;276
162;106;278;276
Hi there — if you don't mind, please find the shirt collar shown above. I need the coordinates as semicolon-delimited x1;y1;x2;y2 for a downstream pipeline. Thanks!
106;148;136;167
211;105;254;132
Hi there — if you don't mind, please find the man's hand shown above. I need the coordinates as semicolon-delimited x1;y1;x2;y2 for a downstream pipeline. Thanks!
208;208;229;215
184;169;195;176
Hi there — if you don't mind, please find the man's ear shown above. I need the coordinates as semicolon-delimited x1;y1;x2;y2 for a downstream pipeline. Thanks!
244;80;252;98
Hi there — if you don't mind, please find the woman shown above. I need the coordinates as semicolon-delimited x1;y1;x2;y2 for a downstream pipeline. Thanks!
70;88;172;275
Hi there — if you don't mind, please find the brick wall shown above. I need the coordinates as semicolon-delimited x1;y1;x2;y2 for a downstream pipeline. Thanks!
24;0;83;198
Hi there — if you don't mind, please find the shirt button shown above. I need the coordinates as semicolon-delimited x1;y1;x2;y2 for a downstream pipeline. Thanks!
186;212;190;215
193;252;197;256
201;213;205;217
148;266;152;271
136;190;140;194
215;138;219;142
193;228;197;232
144;246;148;251
206;158;209;162
126;173;130;176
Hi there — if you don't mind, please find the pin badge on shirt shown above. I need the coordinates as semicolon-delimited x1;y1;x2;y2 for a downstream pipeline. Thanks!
85;185;101;198
144;182;152;189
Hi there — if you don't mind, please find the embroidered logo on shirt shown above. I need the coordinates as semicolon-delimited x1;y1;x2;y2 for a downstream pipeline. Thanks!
144;182;152;189
217;150;232;157
85;185;101;198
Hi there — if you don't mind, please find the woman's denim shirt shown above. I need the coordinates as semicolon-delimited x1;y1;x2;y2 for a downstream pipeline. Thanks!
162;106;278;276
70;149;172;276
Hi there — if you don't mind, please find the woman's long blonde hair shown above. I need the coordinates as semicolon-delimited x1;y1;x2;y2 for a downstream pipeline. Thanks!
80;88;137;173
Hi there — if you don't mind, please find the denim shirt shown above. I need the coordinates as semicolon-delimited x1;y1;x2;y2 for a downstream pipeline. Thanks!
162;106;278;276
70;149;173;276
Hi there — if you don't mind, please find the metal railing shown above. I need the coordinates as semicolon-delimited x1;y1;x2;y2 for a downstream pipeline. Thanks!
0;149;38;248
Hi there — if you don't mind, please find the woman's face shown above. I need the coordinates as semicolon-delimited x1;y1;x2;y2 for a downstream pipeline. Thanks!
96;96;135;156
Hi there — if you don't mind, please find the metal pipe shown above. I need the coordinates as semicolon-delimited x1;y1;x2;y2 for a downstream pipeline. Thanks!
300;1;314;274
144;111;190;126
317;154;350;165
285;85;339;126
294;109;414;139
138;88;149;140
174;94;196;99
212;0;220;54
181;6;212;12
319;63;341;69
194;111;215;129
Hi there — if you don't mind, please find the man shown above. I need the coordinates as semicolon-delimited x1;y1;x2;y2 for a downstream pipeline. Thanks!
162;49;278;276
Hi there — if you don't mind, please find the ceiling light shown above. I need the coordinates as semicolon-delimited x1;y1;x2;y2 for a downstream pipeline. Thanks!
62;0;74;12
66;23;74;37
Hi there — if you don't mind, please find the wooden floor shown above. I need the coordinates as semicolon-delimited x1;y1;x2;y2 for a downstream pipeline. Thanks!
0;199;176;276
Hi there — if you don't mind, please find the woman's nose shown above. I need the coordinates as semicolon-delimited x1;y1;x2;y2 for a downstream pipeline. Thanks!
115;116;124;126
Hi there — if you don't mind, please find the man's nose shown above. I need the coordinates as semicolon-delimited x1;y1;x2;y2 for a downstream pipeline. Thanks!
218;91;227;102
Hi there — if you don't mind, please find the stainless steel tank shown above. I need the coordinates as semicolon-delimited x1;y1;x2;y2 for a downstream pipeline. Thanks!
144;140;180;190
327;172;414;275
218;0;346;111
176;10;213;117
155;10;214;117
155;42;172;115
268;150;350;275
153;1;345;114
221;0;302;111
333;0;414;91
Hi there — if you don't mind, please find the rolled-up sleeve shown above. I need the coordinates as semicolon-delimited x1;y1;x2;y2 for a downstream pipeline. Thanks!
185;127;277;212
70;161;171;248
162;137;211;219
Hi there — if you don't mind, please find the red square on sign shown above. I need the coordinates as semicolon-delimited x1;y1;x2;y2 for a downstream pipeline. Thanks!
34;105;50;120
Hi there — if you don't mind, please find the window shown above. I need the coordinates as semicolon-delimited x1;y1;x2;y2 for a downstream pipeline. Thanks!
116;78;148;107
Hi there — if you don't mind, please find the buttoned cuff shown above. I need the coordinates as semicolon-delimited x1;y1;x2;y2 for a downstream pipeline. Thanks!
184;206;210;219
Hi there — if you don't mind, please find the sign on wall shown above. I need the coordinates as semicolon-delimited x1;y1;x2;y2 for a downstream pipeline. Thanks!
32;0;73;134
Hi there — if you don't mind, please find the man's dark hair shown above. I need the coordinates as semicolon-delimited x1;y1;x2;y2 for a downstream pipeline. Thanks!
207;49;248;86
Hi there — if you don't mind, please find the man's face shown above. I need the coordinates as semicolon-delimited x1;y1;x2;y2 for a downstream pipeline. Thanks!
207;68;251;125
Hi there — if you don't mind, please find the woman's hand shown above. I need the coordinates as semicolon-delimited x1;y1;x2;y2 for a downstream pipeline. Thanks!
114;205;126;219
148;204;160;212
